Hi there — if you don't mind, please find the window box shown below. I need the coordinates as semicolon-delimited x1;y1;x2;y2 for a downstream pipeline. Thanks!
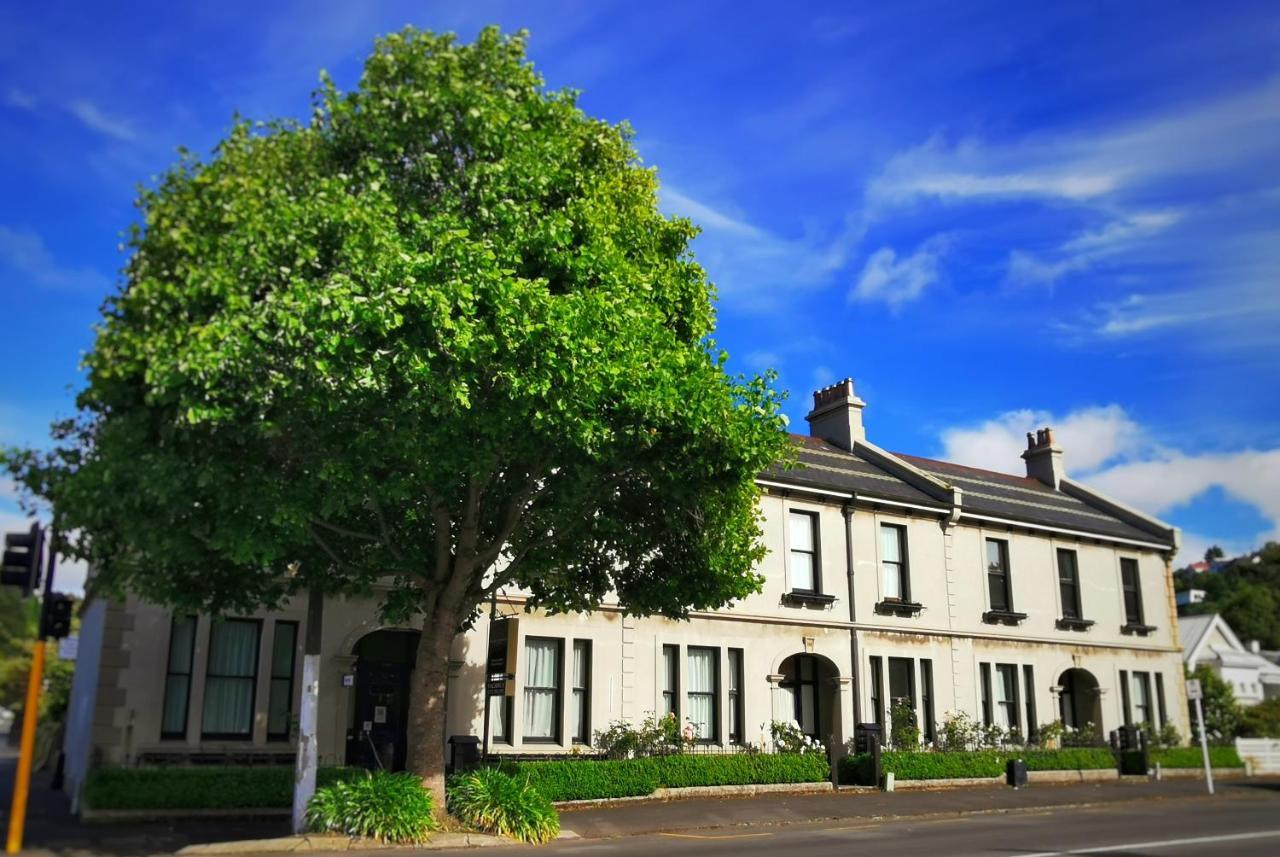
982;609;1028;626
1055;617;1095;632
1121;622;1157;636
874;599;923;618
784;591;837;607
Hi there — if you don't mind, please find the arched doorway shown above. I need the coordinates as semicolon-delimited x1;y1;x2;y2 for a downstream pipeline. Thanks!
1057;668;1102;730
776;654;840;744
345;629;420;771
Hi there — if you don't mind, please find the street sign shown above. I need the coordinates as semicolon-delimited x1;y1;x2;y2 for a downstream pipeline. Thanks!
56;636;78;661
1186;678;1203;700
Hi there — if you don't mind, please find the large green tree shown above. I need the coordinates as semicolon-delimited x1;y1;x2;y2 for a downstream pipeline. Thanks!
3;27;788;805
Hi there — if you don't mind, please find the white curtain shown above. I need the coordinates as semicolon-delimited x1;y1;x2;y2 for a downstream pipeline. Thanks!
202;620;259;736
880;525;902;599
687;648;716;739
789;512;815;590
995;666;1015;730
1133;675;1150;723
523;639;559;739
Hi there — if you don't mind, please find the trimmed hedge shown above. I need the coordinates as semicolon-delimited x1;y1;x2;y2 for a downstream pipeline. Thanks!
83;766;362;811
839;748;1117;784
500;759;660;802
503;753;830;802
1152;747;1244;768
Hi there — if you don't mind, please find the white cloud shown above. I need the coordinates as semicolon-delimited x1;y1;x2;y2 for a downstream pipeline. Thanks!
5;88;38;110
65;99;136;142
850;236;948;309
940;404;1143;475
939;404;1280;560
0;225;110;293
1006;210;1182;288
660;187;768;241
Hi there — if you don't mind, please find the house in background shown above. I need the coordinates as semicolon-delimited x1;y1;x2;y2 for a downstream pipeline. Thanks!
1179;613;1280;706
62;377;1189;806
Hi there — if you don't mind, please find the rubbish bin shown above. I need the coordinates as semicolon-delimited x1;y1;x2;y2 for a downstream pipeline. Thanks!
448;735;481;771
1006;758;1028;788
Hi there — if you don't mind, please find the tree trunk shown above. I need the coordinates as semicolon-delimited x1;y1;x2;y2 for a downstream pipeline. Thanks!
405;612;459;816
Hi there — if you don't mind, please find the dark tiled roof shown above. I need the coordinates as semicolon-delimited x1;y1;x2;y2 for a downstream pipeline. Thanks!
766;436;1170;545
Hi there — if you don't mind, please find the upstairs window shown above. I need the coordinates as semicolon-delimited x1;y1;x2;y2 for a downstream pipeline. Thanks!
1120;558;1144;625
789;511;819;592
986;539;1013;611
880;523;909;601
1057;549;1083;619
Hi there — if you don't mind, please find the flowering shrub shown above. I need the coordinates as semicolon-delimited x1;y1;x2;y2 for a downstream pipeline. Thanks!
593;712;686;758
769;720;825;754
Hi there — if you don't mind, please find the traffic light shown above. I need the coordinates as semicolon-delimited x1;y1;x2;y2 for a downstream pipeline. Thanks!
41;594;75;640
1;524;43;594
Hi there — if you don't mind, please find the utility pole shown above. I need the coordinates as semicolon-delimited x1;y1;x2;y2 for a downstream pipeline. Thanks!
5;526;54;855
292;587;324;833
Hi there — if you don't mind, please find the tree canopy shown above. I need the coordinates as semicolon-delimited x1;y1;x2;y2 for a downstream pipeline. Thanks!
3;26;789;789
1175;541;1280;649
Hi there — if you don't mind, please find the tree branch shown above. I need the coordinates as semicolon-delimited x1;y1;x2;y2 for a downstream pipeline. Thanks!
365;493;406;563
308;525;356;574
309;517;380;542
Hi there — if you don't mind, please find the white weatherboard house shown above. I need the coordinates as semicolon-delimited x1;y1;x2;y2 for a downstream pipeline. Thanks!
61;379;1189;800
1179;613;1280;706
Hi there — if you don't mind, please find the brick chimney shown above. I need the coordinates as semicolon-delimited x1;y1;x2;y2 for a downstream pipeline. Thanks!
806;378;866;450
1022;426;1065;488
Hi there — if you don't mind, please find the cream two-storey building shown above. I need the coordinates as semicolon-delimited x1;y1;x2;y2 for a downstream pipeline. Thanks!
62;379;1186;796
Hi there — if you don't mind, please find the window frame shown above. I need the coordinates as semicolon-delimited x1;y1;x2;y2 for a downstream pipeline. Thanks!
879;522;910;602
1155;673;1168;728
994;663;1020;735
869;655;885;731
1022;665;1037;743
920;659;935;745
1056;548;1083;620
727;648;745;745
787;509;821;594
985;538;1013;612
161;614;198;741
1132;670;1153;726
1119;668;1132;726
522;636;564;744
979;662;994;726
266;620;299;742
571;639;592;745
1120;557;1145;626
686;645;721;744
661;644;680;721
200;618;263;741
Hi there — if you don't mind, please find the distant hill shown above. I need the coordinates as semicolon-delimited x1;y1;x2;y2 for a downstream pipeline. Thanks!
1175;542;1280;650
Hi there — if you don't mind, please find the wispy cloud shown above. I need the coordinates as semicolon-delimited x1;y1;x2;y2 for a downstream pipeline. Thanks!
5;87;38;110
658;184;865;311
850;235;949;309
65;98;137;141
1006;210;1182;288
0;225;111;293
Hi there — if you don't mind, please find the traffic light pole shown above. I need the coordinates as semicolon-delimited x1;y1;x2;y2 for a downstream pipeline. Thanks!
6;528;55;856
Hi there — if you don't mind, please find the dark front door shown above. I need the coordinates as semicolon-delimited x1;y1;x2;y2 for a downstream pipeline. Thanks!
348;661;412;771
345;629;421;772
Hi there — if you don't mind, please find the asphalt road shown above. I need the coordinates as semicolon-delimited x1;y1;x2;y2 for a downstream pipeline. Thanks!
526;791;1280;857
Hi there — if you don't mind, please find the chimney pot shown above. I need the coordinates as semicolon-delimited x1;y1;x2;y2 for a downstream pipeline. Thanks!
806;377;867;451
1022;424;1065;488
1026;431;1036;450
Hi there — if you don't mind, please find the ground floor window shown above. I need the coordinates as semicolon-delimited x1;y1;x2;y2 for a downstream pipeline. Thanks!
687;646;720;741
267;620;298;741
161;615;197;740
662;644;679;719
980;661;1024;736
571;640;591;744
202;619;262;739
523;637;561;742
920;659;935;744
728;648;745;744
869;655;884;731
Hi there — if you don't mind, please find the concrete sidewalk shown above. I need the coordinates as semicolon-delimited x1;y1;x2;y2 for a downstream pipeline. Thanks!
556;776;1280;839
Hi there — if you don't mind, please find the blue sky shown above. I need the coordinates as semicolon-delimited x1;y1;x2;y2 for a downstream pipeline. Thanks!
2;1;1279;591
